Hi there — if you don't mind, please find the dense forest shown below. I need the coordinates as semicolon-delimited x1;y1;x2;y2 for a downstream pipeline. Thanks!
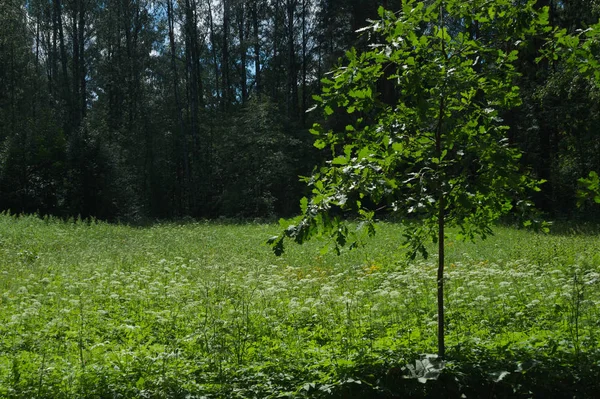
1;0;599;221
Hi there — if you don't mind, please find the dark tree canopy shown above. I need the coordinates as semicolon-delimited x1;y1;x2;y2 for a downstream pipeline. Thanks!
0;0;599;222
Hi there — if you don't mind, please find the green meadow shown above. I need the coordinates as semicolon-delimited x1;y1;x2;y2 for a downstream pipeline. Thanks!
1;213;600;398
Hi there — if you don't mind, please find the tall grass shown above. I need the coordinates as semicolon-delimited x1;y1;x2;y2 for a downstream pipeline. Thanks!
1;214;599;397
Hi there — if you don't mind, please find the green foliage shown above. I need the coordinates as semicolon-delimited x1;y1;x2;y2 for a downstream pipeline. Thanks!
64;119;137;220
270;0;554;361
0;117;67;215
577;171;600;206
2;0;599;222
543;21;600;83
1;215;600;397
0;0;67;216
270;0;548;257
526;17;600;215
538;23;600;211
214;97;311;218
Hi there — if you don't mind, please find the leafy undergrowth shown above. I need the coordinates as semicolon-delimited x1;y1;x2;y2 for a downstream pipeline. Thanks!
1;214;599;398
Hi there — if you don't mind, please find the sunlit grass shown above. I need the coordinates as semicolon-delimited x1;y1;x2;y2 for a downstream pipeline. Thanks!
1;214;599;397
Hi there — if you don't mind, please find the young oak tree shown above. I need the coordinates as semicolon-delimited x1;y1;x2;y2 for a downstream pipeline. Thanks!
269;0;549;358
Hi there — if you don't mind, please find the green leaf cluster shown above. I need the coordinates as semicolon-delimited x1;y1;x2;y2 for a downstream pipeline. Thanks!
577;171;600;206
541;22;600;82
270;0;548;258
539;24;600;210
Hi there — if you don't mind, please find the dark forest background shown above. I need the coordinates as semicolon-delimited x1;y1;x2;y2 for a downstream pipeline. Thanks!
1;0;599;221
